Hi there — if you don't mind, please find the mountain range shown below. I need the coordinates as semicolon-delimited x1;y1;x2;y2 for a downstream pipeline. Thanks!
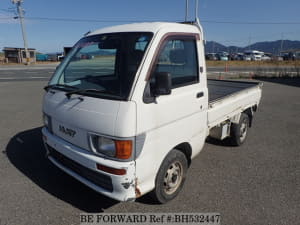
205;40;300;55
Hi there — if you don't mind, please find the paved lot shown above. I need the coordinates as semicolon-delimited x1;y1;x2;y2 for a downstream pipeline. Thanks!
0;64;58;82
0;75;299;225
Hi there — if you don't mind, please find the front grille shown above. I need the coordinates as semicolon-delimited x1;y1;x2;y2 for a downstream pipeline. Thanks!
47;145;113;192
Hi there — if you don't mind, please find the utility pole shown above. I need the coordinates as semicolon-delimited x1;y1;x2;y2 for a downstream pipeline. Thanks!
248;35;252;51
12;0;30;65
280;33;284;56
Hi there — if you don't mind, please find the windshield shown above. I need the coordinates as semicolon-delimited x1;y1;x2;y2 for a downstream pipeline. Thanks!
49;32;153;100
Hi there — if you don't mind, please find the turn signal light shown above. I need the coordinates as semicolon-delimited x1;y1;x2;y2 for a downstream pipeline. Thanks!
115;140;133;159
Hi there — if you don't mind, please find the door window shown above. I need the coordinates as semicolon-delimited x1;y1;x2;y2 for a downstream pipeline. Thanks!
153;37;199;88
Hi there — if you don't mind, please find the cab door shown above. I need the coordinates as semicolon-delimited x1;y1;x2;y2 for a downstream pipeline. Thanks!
134;34;208;193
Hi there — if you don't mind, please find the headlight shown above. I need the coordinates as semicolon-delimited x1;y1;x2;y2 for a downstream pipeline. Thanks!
90;134;133;160
43;113;52;133
91;136;116;157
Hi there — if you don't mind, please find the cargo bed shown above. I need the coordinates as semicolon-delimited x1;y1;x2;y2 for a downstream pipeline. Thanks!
207;79;262;128
208;79;259;103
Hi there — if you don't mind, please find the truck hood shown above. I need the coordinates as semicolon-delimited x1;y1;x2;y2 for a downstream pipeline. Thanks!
43;91;136;150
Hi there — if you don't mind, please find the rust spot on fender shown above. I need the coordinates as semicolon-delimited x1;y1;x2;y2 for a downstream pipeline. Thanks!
135;187;142;198
135;178;142;198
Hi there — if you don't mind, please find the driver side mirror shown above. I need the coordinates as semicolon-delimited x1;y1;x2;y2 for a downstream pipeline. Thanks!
153;72;172;96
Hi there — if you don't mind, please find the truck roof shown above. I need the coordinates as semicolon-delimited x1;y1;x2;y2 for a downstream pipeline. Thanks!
88;22;200;36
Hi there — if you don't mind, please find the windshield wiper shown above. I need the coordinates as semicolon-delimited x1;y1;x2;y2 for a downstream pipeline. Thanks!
65;89;108;99
44;84;77;92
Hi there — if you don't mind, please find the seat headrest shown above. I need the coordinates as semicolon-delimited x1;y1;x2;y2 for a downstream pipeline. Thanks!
129;50;144;64
169;49;186;64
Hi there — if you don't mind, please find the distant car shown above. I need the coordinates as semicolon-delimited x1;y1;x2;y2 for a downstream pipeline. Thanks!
244;50;263;61
228;54;235;61
243;54;252;61
282;52;296;61
219;56;228;61
273;56;283;61
205;53;217;60
261;55;271;61
216;52;229;61
231;53;244;61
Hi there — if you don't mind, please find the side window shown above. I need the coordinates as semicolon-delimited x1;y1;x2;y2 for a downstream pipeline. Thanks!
153;37;199;88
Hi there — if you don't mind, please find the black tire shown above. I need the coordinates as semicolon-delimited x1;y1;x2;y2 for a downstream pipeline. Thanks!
150;149;188;204
230;113;250;146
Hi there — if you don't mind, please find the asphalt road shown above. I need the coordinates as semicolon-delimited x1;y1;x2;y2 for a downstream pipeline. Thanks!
0;64;58;82
0;72;299;225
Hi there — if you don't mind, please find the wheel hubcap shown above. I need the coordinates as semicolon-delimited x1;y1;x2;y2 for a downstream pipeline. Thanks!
240;119;248;142
163;162;183;195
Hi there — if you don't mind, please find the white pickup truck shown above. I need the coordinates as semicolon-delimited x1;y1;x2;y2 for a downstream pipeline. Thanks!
42;21;262;203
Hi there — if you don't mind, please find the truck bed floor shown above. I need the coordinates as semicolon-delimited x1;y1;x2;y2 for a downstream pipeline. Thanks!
208;79;259;103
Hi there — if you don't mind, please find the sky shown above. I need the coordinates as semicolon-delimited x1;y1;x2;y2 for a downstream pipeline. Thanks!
0;0;300;53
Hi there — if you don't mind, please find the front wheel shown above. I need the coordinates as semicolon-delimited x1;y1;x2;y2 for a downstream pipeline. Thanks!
150;150;188;204
230;113;250;146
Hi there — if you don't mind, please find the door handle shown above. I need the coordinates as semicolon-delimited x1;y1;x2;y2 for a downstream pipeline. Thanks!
196;92;204;98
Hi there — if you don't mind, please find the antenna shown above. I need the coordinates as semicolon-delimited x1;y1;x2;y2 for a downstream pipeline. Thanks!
183;0;204;40
185;0;199;22
195;0;199;22
194;0;202;37
185;0;189;21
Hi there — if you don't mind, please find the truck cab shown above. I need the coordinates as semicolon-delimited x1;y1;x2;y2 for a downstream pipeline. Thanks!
42;22;262;203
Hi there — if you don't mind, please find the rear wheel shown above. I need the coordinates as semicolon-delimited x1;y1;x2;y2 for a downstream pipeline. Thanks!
151;150;188;204
230;113;249;146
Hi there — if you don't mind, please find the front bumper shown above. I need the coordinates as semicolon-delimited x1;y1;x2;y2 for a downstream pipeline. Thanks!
42;127;137;202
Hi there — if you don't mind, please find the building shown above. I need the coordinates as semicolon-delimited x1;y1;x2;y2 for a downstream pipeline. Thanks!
3;47;36;63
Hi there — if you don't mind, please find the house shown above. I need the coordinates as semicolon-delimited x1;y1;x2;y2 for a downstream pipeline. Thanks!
3;47;36;63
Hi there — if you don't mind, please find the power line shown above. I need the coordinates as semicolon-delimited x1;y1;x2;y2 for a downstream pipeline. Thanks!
21;17;161;23
0;17;13;20
27;17;300;25
201;20;300;25
1;16;300;25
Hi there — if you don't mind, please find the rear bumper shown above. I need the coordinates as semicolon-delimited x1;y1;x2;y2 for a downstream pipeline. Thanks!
42;127;137;202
